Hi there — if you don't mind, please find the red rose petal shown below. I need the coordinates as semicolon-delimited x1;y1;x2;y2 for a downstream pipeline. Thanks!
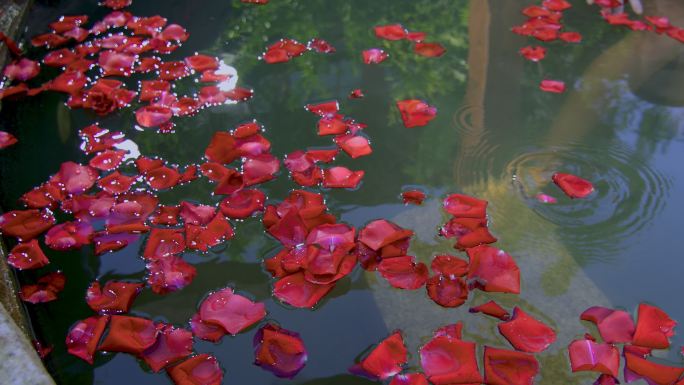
305;100;339;116
349;89;364;99
580;306;635;344
483;346;539;385
632;303;677;349
540;79;566;93
98;315;159;355
430;255;468;277
377;256;428;290
624;351;684;385
519;46;546;62
362;49;388;64
45;221;93;251
351;331;407;380
167;354;223;385
243;154;280;186
401;190;425;205
20;271;66;303
335;134;372;159
498;307;556;353
420;336;482;384
0;209;56;241
3;58;40;81
552;172;595;198
146;256;197;295
469;300;511;320
97;171;136;195
414;42;446;57
254;323;308;378
426;274;469;308
136;105;173;128
0;130;18;149
184;54;218;72
66;315;110;364
7;239;50;270
322;166;364;188
56;161;99;194
86;281;143;314
374;24;407;40
396;99;437;128
443;193;487;218
190;313;226;342
198;287;266;335
568;339;620;377
272;271;334;308
219;189;265;219
141;325;193;372
358;219;413;251
560;31;582;43
467;245;521;294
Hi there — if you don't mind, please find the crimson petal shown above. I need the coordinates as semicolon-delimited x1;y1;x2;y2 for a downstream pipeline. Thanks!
66;315;110;364
469;300;510;320
7;239;50;270
198;287;266;335
167;354;223;385
632;303;677;349
98;315;159;355
141;325;193;372
483;346;539;385
498;307;556;353
420;336;482;384
580;306;635;344
467;245;521;294
552;172;595;199
377;256;428;290
86;281;143;314
0;209;56;241
351;331;407;380
396;99;437;128
568;339;620;377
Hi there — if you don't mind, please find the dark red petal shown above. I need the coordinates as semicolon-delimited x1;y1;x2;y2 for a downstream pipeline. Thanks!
401;190;425;205
89;150;126;171
377;256;428;290
426;274;469;308
349;89;364;99
45;221;93;251
350;331;407;380
180;201;216;226
498;307;556;353
543;0;572;11
141;325;193;372
308;38;335;53
254;323;308;378
143;229;186;260
632;303;677;349
219;189;265;219
362;49;388;64
98;50;136;77
66;315;110;364
0;209;56;241
102;0;132;10
430;254;469;276
272;271;334;308
624;351;684;385
86;281;143;314
198;287;266;335
151;205;181;226
146;256;197;295
20;272;66;303
374;24;407;40
593;374;619;385
167;354;223;385
540;79;566;93
469;300;510;320
98;315;159;355
483;346;539;385
140;80;170;102
7;239;50;270
97;171;136;194
519;46;546;62
420;336;482;384
580;306;635;344
414;42;446;57
396;99;437;128
552;172;595;198
305;100;339;116
568;339;620;377
389;373;429;385
243;153;280;186
467;245;521;294
560;31;582;43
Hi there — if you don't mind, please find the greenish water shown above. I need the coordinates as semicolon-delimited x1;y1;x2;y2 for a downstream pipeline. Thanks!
1;0;683;384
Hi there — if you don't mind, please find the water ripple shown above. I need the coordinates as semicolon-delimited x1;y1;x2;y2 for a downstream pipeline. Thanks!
504;142;672;257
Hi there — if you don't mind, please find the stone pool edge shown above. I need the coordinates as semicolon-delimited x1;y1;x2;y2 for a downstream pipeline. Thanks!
1;0;58;384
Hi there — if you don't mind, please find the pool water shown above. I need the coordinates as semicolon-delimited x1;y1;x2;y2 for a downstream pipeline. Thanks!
1;0;683;384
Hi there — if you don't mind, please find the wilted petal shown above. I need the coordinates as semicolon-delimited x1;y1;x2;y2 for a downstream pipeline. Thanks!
167;354;223;385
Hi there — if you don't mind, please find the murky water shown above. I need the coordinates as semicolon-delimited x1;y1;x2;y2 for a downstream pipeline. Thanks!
1;0;683;384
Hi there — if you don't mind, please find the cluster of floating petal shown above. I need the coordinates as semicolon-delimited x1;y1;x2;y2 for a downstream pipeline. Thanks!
261;38;335;63
365;24;446;64
351;319;552;385
569;303;683;385
0;1;252;142
282;100;368;189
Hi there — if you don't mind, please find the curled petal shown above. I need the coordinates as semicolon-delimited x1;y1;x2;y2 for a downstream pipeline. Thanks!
198;287;266;335
141;325;193;372
167;354;223;385
98;315;159;355
632;303;677;349
377;256;428;290
469;300;510;320
254;323;307;378
426;274;468;308
66;315;110;364
568;339;620;377
467;245;521;294
86;281;143;314
350;331;407;380
396;99;437;128
272;271;334;308
7;239;50;270
483;346;539;385
552;172;594;198
420;336;482;384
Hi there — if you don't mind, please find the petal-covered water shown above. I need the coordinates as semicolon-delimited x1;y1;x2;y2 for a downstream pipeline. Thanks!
1;0;684;384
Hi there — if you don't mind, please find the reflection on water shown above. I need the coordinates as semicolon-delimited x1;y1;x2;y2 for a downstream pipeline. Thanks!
1;0;684;384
